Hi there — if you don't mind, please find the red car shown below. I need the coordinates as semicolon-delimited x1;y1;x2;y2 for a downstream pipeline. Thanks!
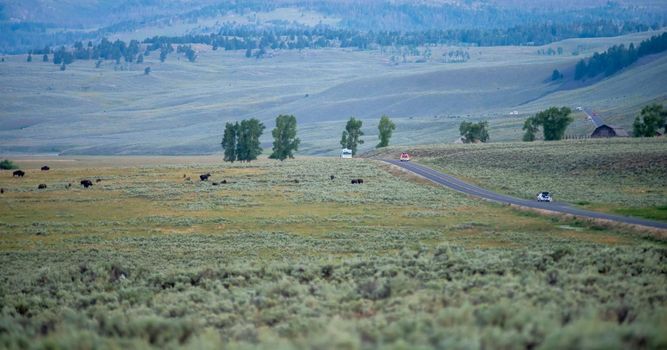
400;152;411;161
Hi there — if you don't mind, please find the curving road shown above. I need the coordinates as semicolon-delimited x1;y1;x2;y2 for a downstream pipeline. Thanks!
582;108;605;127
385;160;667;230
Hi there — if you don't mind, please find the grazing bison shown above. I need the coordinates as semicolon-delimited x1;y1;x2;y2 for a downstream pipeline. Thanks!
95;179;102;183
200;173;211;181
221;180;227;184
12;170;25;177
0;188;4;194
212;182;219;186
80;180;93;188
41;166;50;171
351;179;358;184
38;184;47;189
330;175;335;180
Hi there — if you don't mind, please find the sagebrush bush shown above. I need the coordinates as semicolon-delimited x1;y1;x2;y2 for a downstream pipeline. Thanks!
0;159;18;170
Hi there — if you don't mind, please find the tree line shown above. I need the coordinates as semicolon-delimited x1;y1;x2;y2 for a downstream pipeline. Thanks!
26;20;659;66
221;115;303;162
221;115;399;161
574;32;667;80
28;38;188;66
221;104;666;160
144;20;653;54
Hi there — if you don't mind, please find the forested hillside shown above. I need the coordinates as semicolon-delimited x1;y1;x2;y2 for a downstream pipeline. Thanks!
574;32;667;80
1;0;666;53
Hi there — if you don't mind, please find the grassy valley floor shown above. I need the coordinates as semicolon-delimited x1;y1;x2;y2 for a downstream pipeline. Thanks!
0;156;665;349
368;137;667;222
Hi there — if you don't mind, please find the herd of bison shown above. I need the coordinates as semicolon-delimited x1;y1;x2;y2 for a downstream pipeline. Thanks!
1;166;365;194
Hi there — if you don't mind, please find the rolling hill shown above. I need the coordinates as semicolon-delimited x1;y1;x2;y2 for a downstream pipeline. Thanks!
0;30;665;155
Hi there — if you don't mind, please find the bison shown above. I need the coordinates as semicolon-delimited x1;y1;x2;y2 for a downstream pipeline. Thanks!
221;180;227;184
12;170;25;177
95;179;102;183
330;175;335;180
0;188;4;194
38;184;47;189
80;180;93;188
351;178;364;185
212;182;219;186
200;173;211;181
41;166;50;171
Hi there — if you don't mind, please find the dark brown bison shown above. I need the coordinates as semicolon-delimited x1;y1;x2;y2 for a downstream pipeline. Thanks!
221;180;227;184
80;180;93;188
351;179;358;184
41;166;50;171
0;188;4;194
212;182;219;186
200;173;211;181
95;179;102;183
38;184;47;189
12;170;25;177
330;175;335;180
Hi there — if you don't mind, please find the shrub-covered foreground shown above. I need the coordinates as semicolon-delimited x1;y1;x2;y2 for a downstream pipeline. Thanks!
0;157;665;349
1;244;666;349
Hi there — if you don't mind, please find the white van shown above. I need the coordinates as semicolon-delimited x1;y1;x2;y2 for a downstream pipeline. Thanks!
340;148;352;158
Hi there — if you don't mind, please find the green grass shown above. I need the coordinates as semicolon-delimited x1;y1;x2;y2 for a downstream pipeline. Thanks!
0;156;665;349
615;206;667;221
0;30;665;156
368;137;667;220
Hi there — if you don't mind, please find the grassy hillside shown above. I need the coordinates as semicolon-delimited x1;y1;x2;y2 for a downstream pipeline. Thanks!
0;31;665;155
367;138;667;221
0;157;665;348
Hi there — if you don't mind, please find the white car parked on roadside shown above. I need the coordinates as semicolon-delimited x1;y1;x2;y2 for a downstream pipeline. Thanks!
536;192;552;202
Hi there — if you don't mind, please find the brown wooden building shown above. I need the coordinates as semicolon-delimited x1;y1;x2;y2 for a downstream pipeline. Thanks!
591;124;629;138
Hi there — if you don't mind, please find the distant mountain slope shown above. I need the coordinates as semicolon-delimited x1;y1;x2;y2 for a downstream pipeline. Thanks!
2;0;666;54
524;52;667;126
0;0;220;27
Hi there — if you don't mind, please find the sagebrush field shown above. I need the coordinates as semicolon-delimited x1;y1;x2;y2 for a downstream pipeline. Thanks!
0;156;665;349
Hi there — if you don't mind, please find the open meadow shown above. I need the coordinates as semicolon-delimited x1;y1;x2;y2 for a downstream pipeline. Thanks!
0;156;666;349
368;137;667;222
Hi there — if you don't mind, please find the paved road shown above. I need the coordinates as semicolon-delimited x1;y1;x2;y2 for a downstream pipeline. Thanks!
385;160;667;230
582;108;605;127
